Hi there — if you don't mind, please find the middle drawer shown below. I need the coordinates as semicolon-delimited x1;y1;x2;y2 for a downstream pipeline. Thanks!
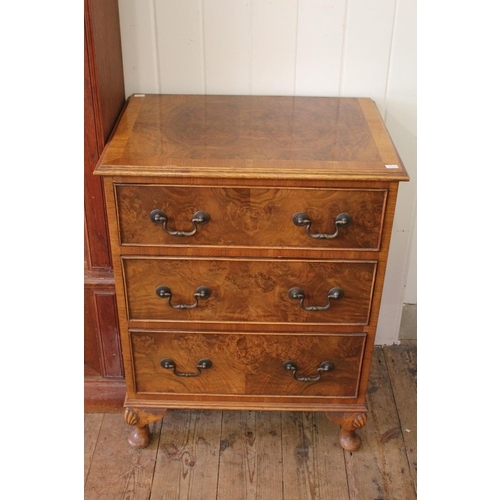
122;257;376;325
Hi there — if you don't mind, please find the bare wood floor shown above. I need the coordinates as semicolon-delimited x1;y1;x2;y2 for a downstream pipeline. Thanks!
84;344;416;500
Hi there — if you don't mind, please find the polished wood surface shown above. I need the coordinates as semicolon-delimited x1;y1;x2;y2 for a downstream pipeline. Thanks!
84;281;122;376
123;257;376;325
116;184;387;250
95;94;408;181
95;94;409;450
130;331;366;398
84;344;417;499
123;407;166;449
85;0;125;270
84;0;126;409
326;412;367;451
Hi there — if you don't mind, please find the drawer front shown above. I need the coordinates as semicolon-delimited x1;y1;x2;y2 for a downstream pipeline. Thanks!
131;331;366;398
123;257;376;325
116;184;387;250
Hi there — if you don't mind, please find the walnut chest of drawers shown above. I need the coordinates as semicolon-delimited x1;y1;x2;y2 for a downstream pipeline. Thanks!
95;94;409;450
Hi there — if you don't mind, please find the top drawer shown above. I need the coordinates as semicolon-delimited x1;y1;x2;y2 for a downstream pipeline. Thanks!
115;184;387;250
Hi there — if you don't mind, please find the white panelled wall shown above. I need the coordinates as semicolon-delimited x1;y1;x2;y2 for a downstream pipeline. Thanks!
117;0;417;344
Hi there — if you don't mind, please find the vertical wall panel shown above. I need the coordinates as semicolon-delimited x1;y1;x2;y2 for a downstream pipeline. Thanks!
250;0;298;95
84;285;123;378
376;0;417;343
84;286;102;376
95;291;123;377
204;0;252;94
295;0;346;96
403;212;417;304
341;0;396;106
118;0;159;96
156;0;205;94
116;0;417;344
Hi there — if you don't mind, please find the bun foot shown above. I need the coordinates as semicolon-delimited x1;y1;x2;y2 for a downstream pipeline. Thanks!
127;424;151;449
338;428;363;452
326;411;367;451
124;407;167;448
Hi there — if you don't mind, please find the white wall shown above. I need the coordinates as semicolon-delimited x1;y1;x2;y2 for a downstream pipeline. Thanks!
117;0;417;344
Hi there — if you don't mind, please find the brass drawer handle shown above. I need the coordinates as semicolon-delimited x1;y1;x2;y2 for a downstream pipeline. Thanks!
160;358;213;377
283;360;334;382
288;287;344;311
156;285;211;309
292;212;352;239
150;209;210;236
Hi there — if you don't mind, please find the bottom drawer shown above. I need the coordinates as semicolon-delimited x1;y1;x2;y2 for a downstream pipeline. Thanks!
130;331;366;398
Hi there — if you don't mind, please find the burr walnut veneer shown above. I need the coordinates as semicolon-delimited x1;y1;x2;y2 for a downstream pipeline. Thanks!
95;94;409;451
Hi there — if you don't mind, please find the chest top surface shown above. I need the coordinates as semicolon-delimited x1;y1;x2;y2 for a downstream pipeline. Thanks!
95;94;408;182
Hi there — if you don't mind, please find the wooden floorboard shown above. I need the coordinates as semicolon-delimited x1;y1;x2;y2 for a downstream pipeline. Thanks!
218;410;283;500
384;343;417;491
84;413;163;500
343;348;416;500
84;413;104;483
282;412;349;500
84;345;416;499
150;409;222;500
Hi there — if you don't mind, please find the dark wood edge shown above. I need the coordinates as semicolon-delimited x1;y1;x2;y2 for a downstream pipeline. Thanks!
84;378;126;413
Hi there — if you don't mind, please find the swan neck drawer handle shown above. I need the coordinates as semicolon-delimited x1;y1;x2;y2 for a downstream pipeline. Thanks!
292;212;352;239
288;287;344;311
282;360;334;382
156;286;211;309
160;358;212;377
150;209;210;236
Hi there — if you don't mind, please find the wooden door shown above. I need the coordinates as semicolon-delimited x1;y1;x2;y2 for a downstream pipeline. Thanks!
84;0;126;410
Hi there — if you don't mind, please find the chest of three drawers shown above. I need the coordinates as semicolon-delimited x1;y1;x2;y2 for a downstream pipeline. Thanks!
95;94;409;451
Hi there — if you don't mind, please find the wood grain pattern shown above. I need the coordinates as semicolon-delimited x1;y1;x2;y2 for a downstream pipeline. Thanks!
217;410;283;500
84;413;104;482
84;0;126;409
343;348;416;499
86;0;125;144
116;184;387;250
95;95;409;181
95;94;408;451
124;407;167;448
130;331;366;398
114;96;379;161
123;257;376;325
326;411;367;451
84;379;126;413
84;285;123;377
84;0;125;270
149;409;222;500
84;345;417;499
281;412;350;500
384;343;417;488
84;413;162;500
84;0;116;271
